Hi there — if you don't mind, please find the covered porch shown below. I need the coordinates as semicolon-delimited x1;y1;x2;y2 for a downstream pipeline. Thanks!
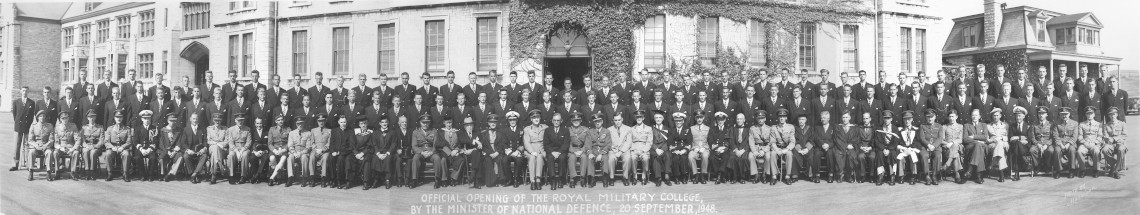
1027;50;1122;81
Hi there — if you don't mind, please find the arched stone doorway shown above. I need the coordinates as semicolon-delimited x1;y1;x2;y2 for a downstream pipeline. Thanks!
180;41;209;85
544;23;590;91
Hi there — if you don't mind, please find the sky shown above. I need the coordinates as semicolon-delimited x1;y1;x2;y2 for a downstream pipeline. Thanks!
929;0;1140;70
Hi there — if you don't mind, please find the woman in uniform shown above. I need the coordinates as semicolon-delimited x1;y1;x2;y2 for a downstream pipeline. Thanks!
51;112;81;181
80;110;105;180
523;109;547;190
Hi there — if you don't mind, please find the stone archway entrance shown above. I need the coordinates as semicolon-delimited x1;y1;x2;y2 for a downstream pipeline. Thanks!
180;41;209;85
544;23;590;91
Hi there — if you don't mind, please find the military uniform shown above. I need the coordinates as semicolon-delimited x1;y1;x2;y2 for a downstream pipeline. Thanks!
1076;110;1103;173
1028;111;1052;175
1051;111;1080;176
226;116;253;183
566;114;592;184
51;119;81;178
100;116;133;181
267;123;291;182
308;123;331;183
80;120;105;179
1101;108;1127;178
523;115;547;189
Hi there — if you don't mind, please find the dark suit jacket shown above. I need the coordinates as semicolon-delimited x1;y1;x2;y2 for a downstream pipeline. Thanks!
543;126;570;153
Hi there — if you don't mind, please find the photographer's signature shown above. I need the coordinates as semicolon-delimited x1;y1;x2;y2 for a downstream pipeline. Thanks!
1063;183;1095;205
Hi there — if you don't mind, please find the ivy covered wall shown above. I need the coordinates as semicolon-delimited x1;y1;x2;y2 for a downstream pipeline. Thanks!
508;0;874;77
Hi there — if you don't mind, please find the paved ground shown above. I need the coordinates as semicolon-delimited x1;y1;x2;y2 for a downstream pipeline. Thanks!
2;115;1138;214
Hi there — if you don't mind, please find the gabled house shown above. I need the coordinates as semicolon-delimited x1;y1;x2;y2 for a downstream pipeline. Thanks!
942;0;1120;81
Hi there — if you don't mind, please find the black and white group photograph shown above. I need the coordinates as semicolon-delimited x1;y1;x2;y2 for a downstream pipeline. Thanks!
0;0;1137;214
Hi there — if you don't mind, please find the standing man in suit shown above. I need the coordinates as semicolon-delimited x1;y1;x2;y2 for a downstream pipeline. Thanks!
10;87;36;171
149;87;175;129
373;73;393;107
104;87;129;128
308;72;332;107
227;87;254;128
351;74;373;105
331;76;351;107
73;71;91;99
286;74;307;108
438;71;460;107
121;70;141;97
221;70;241;103
95;71;116;105
243;70;266;103
199;71;221;102
148;72;172;102
393;72;417;107
1104;77;1129;122
416;72;438;107
78;84;100;126
37;87;60;126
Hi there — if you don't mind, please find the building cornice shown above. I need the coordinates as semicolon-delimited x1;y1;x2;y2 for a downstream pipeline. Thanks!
61;2;154;24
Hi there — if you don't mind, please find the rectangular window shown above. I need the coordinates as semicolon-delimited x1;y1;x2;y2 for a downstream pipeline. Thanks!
80;24;91;45
798;22;816;70
138;53;153;78
900;27;912;73
476;17;499;71
78;58;88;75
230;1;254;11
62;61;71;82
139;10;154;37
242;33;253;76
228;35;239;73
378;24;396;74
96;20;108;43
182;3;211;31
117;15;130;39
292;30;308;76
1066;28;1075;43
1086;29;1096;45
842;25;858;73
332;27;351;75
1078;28;1084;43
644;15;666;68
63;27;74;46
95;58;106;79
1055;29;1064;45
425;20;446;73
116;54;127;79
917;29;926;73
697;17;719;66
748;20;767;67
1037;20;1046;42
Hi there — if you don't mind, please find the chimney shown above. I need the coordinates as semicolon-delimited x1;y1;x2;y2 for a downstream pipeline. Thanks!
983;0;1003;47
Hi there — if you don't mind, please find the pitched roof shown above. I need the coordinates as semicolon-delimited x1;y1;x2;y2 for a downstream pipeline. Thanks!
1047;12;1093;25
14;3;72;20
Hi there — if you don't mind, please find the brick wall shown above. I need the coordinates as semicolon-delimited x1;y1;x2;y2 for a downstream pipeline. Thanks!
16;20;62;100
